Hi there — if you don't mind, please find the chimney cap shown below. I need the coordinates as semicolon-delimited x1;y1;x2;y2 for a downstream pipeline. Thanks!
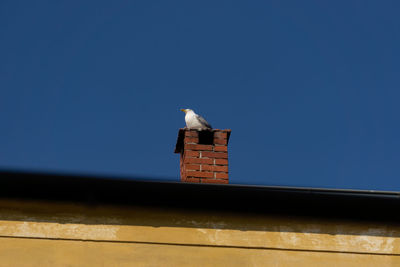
174;128;231;154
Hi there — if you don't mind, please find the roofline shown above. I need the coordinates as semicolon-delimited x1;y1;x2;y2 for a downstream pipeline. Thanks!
1;168;398;198
1;170;399;222
224;183;400;199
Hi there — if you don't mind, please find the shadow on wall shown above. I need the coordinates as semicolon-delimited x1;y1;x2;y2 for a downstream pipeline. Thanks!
0;170;399;238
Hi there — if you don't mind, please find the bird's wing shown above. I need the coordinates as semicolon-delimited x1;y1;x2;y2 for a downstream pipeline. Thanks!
196;114;212;129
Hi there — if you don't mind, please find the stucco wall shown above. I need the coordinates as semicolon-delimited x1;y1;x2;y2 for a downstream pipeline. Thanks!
0;199;399;266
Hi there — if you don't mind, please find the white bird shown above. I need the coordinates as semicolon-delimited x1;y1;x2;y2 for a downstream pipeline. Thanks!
181;109;212;130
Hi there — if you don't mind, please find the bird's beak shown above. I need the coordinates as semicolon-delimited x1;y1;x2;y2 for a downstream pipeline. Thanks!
180;109;186;113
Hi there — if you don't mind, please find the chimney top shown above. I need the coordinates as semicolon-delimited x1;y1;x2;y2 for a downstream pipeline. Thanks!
174;128;231;184
174;128;231;153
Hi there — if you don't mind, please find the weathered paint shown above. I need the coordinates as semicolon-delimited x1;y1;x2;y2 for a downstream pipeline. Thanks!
0;199;399;266
0;237;399;267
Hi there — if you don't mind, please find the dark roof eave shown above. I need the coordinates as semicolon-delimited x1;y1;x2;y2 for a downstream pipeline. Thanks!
0;170;399;222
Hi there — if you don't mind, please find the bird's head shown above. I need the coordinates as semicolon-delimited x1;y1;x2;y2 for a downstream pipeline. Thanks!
180;108;193;114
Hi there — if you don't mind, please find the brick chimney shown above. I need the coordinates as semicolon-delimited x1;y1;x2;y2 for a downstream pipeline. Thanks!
174;129;231;184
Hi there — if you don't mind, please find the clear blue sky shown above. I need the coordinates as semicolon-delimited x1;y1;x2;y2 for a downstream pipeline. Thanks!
1;1;400;190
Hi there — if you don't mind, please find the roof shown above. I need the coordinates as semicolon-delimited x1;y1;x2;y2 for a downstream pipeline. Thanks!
0;170;399;222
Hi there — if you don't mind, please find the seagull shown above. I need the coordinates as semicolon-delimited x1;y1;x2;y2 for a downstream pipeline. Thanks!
181;109;212;130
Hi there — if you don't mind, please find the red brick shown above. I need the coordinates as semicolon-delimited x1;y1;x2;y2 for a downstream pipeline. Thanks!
201;165;228;172
180;129;231;183
184;137;199;143
184;158;214;164
214;138;228;145
185;144;213;151
185;131;198;137
186;164;200;171
186;171;214;178
185;151;200;158
201;165;212;171
201;151;228;159
185;178;200;183
214;132;228;139
200;179;229;184
214;165;228;172
214;145;227;152
215;159;228;165
215;172;229;179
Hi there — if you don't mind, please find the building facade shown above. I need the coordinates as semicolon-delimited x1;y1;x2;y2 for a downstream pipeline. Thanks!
0;171;399;266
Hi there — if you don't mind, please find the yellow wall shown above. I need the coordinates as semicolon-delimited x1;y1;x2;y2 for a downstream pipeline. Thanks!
0;199;399;266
